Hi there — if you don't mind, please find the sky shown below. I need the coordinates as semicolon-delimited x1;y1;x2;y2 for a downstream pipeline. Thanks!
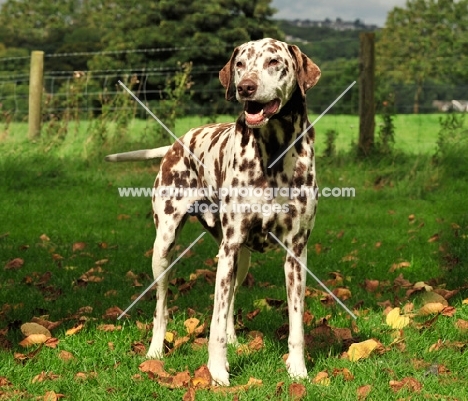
271;0;408;27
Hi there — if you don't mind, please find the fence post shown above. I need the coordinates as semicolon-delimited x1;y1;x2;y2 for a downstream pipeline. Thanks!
28;51;44;139
358;32;375;157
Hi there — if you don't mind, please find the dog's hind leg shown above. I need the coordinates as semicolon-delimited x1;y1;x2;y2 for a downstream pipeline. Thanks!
147;212;188;359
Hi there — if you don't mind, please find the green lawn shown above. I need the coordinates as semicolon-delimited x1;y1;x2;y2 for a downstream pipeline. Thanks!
0;115;467;400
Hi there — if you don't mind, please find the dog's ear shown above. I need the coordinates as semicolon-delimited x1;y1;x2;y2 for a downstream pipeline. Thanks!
288;45;321;97
219;47;240;101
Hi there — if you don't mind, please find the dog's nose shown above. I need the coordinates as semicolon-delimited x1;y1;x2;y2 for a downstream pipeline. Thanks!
237;79;257;97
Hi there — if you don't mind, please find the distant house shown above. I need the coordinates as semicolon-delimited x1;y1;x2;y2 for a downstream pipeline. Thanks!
289;18;379;31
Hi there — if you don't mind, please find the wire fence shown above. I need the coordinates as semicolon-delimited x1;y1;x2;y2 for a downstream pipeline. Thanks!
0;47;466;122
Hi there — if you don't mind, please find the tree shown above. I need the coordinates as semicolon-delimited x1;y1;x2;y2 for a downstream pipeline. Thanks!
377;0;468;113
87;0;282;114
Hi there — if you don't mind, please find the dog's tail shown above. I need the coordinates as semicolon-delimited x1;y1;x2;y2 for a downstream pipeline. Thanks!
105;146;171;162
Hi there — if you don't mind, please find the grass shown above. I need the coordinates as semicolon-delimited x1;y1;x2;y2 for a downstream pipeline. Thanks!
0;115;467;400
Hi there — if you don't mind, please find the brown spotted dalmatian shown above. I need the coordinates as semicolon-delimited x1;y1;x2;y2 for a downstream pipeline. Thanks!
106;38;321;385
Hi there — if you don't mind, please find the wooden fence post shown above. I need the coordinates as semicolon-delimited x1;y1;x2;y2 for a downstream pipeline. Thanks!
358;33;375;157
28;51;44;139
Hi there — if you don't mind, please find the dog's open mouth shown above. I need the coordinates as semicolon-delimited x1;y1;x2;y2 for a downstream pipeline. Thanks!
244;99;281;127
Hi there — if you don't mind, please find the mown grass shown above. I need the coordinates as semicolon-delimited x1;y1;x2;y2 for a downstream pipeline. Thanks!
0;115;467;400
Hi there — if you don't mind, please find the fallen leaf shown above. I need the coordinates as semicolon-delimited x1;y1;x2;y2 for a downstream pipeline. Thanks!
19;334;48;347
102;306;126;320
348;339;379;362
389;261;411;273
39;234;50;242
21;322;51;338
418;302;445;316
357;384;372;400
364;279;379;292
32;371;60;383
97;324;122;332
182;387;195;401
191;365;211;389
0;376;12;386
332;287;351;300
72;242;87;252
389;377;422;393
59;350;74;361
4;258;24;270
184;318;200;335
65;323;84;336
333;367;354;381
138;360;170;378
455;319;468;331
386;308;410;329
312;371;330;386
43;390;65;401
44;337;59;348
288;382;307;400
428;233;439;243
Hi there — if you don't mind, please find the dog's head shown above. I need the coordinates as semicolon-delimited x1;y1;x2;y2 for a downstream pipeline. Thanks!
219;38;321;128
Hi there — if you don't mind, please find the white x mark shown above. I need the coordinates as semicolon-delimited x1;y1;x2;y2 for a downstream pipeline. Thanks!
118;81;206;168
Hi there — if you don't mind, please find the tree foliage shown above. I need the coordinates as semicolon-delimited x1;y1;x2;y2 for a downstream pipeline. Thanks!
377;0;468;113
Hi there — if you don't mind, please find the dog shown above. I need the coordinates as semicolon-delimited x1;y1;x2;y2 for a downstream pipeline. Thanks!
106;38;321;385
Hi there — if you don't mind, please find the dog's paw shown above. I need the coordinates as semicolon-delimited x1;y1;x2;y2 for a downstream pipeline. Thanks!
286;356;308;380
208;361;230;386
146;345;164;359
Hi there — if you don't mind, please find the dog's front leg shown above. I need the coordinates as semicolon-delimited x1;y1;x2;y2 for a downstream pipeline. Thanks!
207;242;239;386
284;244;308;379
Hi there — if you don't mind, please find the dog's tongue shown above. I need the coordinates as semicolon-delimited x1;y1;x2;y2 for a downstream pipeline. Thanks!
245;99;280;127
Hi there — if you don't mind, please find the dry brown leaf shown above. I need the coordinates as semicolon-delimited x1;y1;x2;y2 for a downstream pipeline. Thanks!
0;376;12;387
191;365;211;389
31;317;62;331
333;368;354;381
348;339;379;362
364;279;379;292
389;261;411;272
65;323;84;336
428;233;439;243
182;387;195;401
39;234;50;242
418;302;445;316
357;384;372;400
102;306;126;320
184;318;200;335
462;298;468;305
74;371;97;381
312;371;330;386
138;360;170;378
386;307;410;329
288;382;307;400
97;324;122;332
4;258;24;270
19;334;48;348
44;338;59;349
43;390;65;401
32;371;60;383
72;242;87;252
389;377;422;393
455;319;468;331
332;287;352;300
59;350;74;361
21;322;51;338
429;339;444;352
211;377;263;394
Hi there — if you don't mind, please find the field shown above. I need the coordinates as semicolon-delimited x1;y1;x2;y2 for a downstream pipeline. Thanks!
0;114;467;400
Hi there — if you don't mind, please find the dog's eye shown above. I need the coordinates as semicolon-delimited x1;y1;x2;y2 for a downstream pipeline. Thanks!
269;59;279;67
236;61;244;69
